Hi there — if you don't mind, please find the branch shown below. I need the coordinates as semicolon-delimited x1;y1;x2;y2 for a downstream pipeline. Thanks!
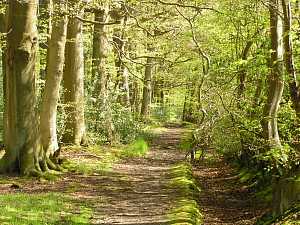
155;0;222;14
75;16;121;25
176;8;211;74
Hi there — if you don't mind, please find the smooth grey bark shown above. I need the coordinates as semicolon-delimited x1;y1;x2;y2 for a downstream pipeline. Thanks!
282;0;300;118
40;0;68;162
62;11;86;145
0;0;41;175
113;17;130;108
0;10;6;142
131;78;140;114
141;55;154;118
92;7;115;143
262;0;284;148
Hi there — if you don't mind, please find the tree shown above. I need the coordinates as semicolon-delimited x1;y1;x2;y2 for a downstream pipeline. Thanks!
92;6;115;143
141;44;154;118
262;0;284;147
40;0;68;167
0;0;40;175
282;0;300;119
113;15;131;108
62;5;86;145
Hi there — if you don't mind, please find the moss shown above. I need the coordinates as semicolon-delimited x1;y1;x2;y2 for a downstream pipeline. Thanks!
168;163;202;225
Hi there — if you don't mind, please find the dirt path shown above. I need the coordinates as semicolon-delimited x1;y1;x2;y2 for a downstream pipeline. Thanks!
0;126;268;224
88;126;186;224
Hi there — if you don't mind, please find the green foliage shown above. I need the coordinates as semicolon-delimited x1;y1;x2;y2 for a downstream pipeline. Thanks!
0;193;92;225
86;102;144;145
119;138;149;158
256;203;300;225
111;104;144;143
256;145;298;176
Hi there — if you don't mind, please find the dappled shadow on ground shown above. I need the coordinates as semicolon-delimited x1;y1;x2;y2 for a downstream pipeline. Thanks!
193;151;268;225
0;127;187;225
0;126;268;225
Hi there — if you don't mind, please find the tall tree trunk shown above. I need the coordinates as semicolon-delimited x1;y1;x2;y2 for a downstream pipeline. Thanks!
282;0;300;118
0;0;40;175
130;78;140;114
141;55;154;118
262;0;284;147
0;10;6;143
113;17;130;108
92;8;115;143
40;0;68;162
62;12;86;145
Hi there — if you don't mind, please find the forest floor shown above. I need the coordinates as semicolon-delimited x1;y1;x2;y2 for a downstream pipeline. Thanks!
0;125;268;225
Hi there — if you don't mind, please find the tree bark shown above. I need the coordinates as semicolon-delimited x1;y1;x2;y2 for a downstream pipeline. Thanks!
0;10;6;143
92;7;115;143
40;0;68;161
263;0;284;146
113;17;130;108
141;55;154;118
62;11;86;145
1;0;40;175
282;0;300;118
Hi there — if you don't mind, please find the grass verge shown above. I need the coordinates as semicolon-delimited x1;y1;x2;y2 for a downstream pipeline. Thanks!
167;163;202;225
0;193;92;225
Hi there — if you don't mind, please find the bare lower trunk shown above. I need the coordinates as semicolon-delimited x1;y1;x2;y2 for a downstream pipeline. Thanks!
1;0;41;175
63;12;86;145
40;0;68;159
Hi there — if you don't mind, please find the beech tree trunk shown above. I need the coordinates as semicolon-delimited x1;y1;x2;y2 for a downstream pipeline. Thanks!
113;17;130;108
62;12;86;145
141;55;154;118
92;8;115;143
282;0;300;118
0;9;6;143
0;0;40;175
131;78;140;114
262;0;284;147
40;0;67;159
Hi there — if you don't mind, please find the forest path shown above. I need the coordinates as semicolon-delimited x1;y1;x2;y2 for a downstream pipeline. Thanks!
0;125;267;224
90;124;187;224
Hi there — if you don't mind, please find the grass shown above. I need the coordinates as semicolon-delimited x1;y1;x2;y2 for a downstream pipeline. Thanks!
168;163;202;225
0;193;92;225
62;145;119;175
119;137;149;158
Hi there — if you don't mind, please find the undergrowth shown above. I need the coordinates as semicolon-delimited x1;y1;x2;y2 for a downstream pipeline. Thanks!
256;202;300;225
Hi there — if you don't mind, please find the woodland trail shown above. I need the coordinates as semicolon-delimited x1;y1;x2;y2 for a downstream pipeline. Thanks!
0;125;267;224
91;125;187;224
90;125;267;224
